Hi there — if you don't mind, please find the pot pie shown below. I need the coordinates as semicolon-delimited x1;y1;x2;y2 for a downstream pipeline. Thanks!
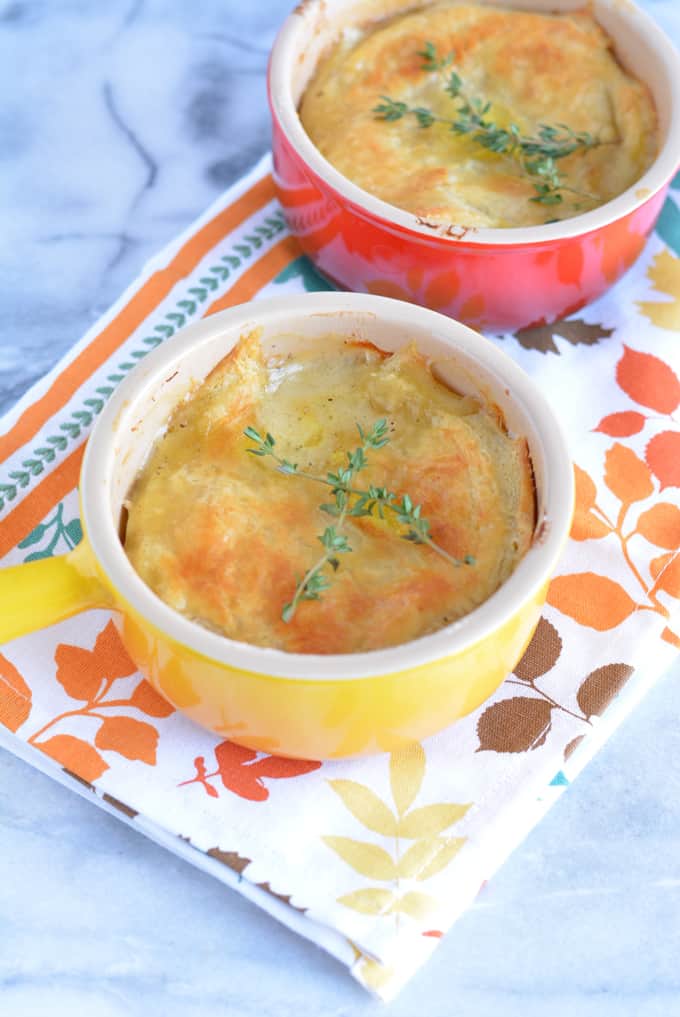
124;332;536;654
299;2;658;228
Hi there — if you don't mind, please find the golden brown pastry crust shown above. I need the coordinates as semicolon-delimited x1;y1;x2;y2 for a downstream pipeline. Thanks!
299;2;658;227
125;333;536;653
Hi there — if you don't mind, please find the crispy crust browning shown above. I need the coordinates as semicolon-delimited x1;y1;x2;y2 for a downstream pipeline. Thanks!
124;334;536;653
299;3;658;227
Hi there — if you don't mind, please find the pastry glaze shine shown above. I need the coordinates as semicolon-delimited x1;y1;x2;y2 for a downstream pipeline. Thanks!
299;2;658;227
124;333;535;654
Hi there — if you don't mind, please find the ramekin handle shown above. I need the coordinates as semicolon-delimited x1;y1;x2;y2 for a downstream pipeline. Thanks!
0;539;110;643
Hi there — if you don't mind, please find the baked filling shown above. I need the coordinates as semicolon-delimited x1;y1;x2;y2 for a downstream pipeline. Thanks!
124;333;536;654
299;2;658;228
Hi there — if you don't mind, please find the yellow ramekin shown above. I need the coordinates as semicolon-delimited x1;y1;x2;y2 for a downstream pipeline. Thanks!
0;295;574;759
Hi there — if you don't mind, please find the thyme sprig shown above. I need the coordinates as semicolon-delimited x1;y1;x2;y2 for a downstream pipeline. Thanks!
373;42;608;207
244;420;474;621
418;39;453;72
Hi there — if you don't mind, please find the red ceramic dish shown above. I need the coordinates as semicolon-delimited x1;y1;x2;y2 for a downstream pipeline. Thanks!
268;0;680;331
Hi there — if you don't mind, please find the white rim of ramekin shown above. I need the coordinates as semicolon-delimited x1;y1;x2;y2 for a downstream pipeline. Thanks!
82;293;574;681
268;0;680;246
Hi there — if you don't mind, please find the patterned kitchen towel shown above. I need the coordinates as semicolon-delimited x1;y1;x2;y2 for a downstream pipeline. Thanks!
1;155;679;1000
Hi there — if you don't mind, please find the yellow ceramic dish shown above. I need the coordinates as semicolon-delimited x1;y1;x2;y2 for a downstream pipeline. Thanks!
0;295;574;759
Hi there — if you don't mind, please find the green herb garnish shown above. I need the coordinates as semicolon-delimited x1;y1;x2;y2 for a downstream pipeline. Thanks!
373;42;612;207
417;40;454;72
244;420;474;622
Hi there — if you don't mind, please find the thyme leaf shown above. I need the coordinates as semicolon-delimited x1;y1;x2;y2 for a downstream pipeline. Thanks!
417;40;453;72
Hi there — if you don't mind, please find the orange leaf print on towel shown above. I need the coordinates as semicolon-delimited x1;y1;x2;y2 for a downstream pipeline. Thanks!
39;734;108;782
604;444;654;504
90;619;138;680
0;652;32;733
646;432;680;490
548;573;637;630
662;626;680;649
25;620;170;784
595;411;646;438
54;644;108;702
55;620;136;701
616;345;680;413
651;553;680;599
95;716;158;764
129;679;176;718
571;465;610;541
574;464;597;510
215;742;266;801
595;348;679;460
179;739;321;801
252;754;322;780
556;370;679;633
636;504;680;549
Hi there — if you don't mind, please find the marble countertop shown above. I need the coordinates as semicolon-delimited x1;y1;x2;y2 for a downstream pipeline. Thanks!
1;2;679;1014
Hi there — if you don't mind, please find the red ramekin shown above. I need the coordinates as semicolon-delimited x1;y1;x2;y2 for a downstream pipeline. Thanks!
268;0;680;331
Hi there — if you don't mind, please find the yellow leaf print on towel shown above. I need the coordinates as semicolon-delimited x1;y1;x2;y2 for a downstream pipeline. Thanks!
637;250;680;329
324;743;470;926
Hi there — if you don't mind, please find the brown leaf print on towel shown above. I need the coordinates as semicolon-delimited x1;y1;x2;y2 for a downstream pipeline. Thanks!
204;847;307;912
476;617;634;756
576;664;635;718
513;319;614;355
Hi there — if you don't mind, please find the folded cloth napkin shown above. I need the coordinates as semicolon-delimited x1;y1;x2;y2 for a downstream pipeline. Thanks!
1;156;679;999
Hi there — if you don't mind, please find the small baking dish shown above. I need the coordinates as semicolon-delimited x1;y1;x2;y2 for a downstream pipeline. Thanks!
268;0;680;330
0;294;574;759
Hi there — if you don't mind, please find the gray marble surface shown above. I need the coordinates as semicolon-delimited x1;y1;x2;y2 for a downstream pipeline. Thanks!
1;2;679;1015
